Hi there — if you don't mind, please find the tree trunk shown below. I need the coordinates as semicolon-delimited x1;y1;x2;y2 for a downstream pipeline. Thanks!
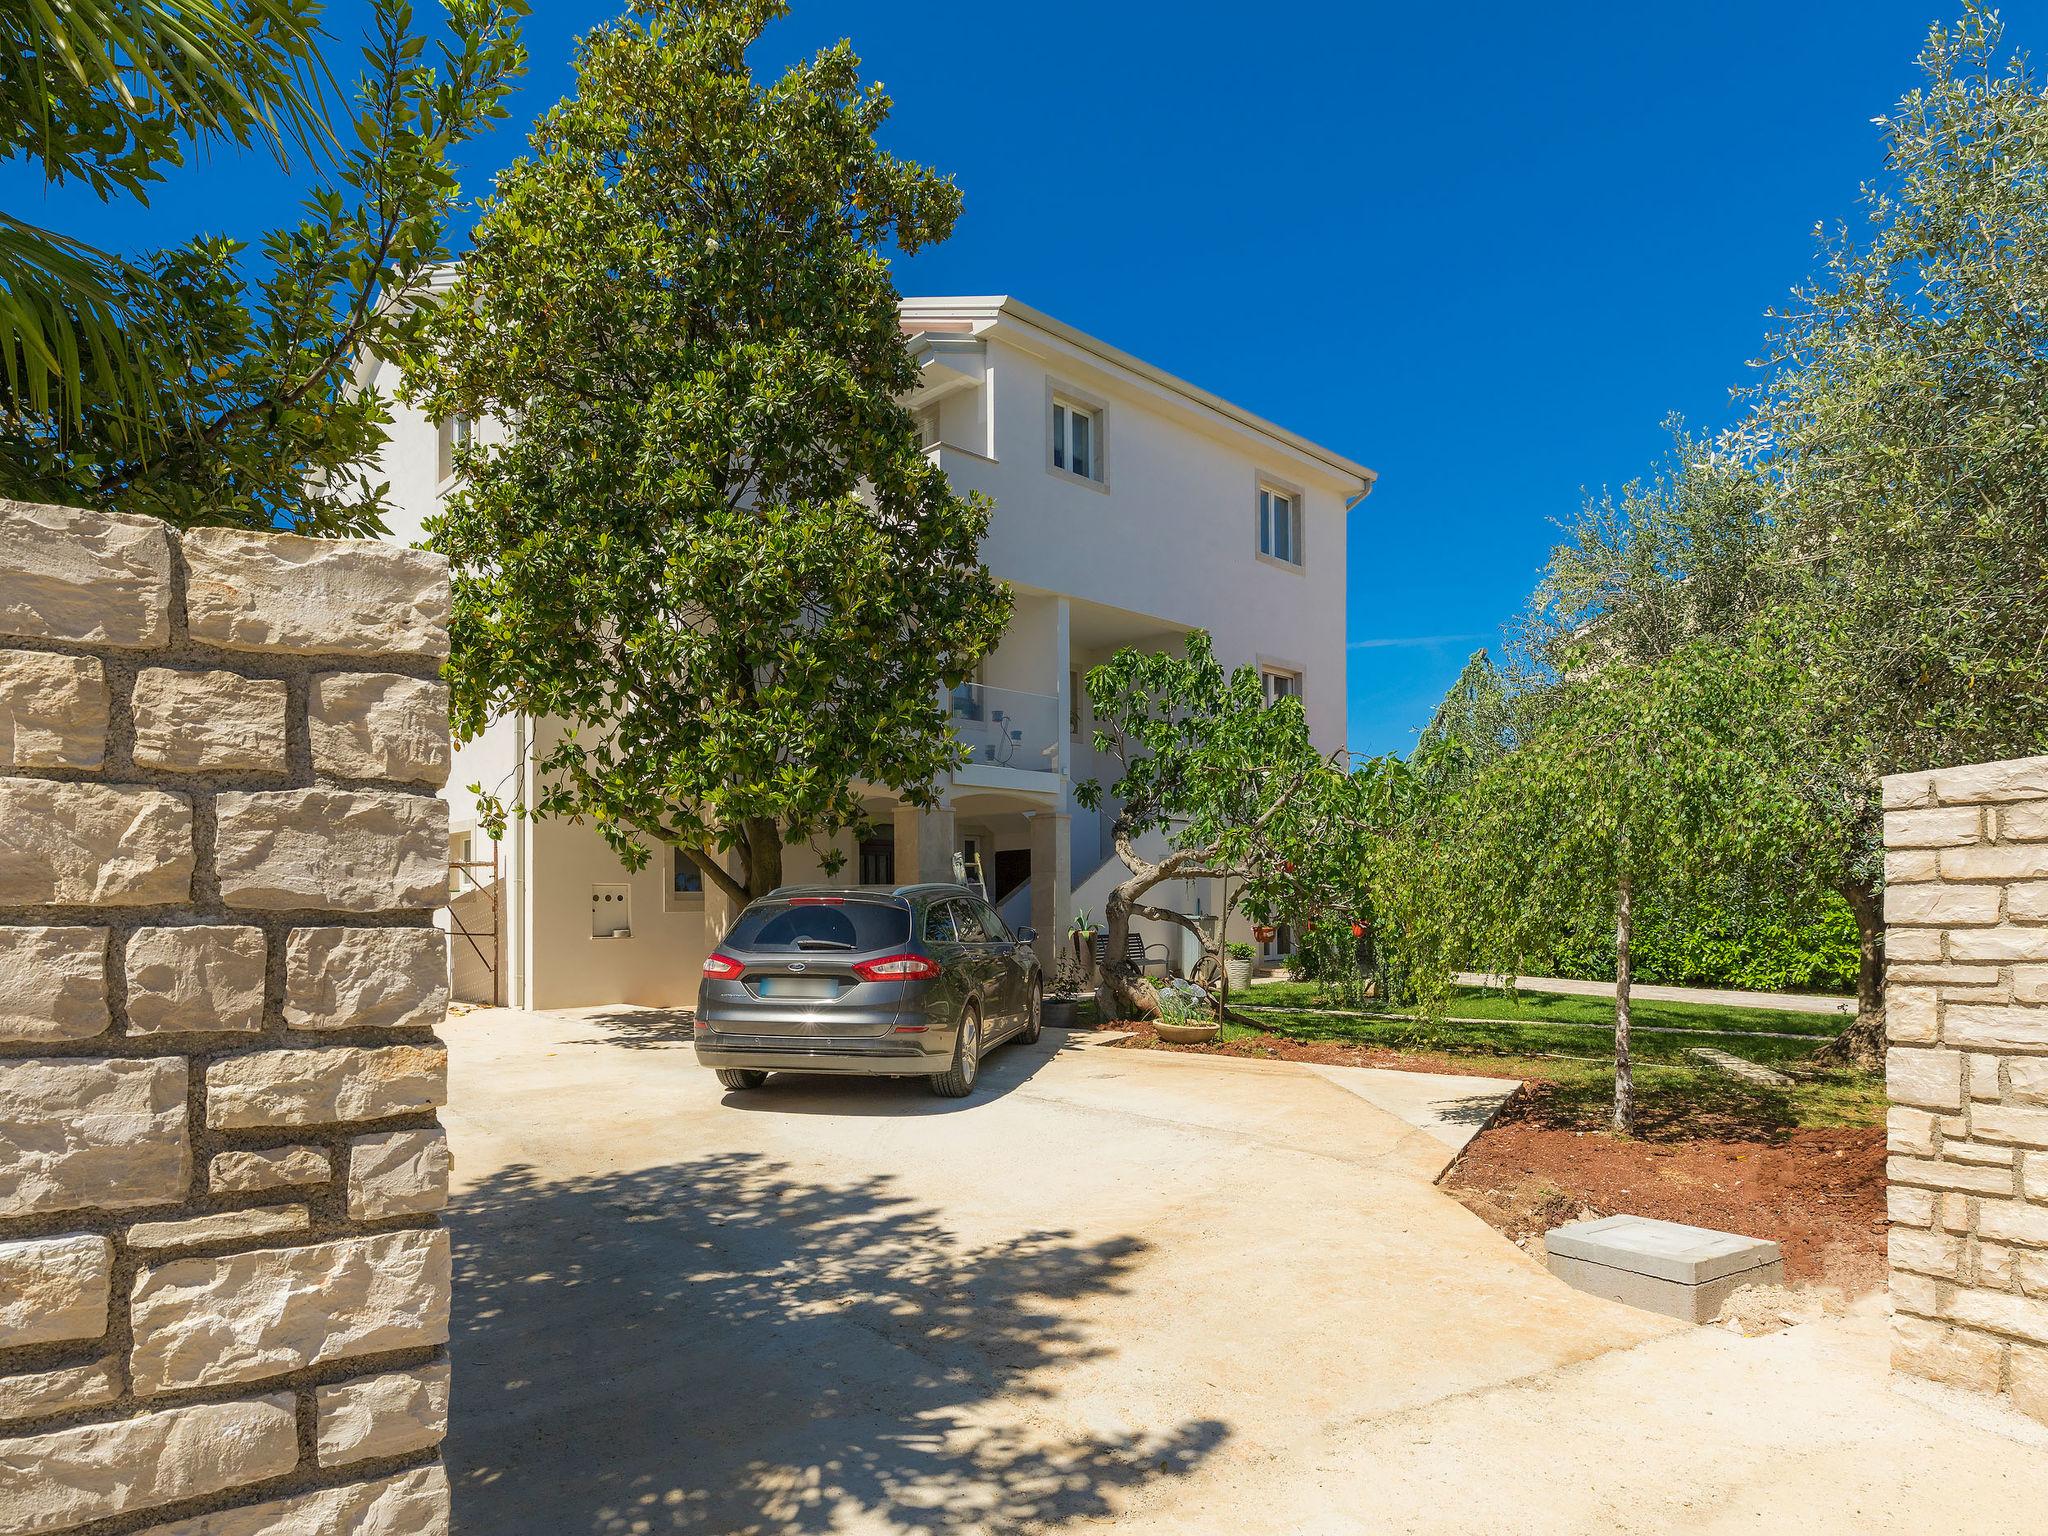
744;817;784;902
1612;873;1634;1136
1096;888;1161;1021
1813;876;1884;1071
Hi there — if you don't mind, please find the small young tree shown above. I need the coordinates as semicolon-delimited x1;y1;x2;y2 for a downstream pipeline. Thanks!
1076;631;1328;1021
2;0;526;533
402;0;1010;905
1449;643;1807;1133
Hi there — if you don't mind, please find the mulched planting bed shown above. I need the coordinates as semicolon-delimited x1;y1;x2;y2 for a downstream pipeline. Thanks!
1441;1084;1886;1295
1105;1017;1529;1079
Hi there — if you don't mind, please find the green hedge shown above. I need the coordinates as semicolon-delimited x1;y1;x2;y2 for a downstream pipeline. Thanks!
1543;886;1858;995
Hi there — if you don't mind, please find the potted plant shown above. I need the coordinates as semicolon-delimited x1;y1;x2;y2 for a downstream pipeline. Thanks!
1043;952;1088;1029
1225;940;1255;991
1069;908;1099;974
1152;981;1220;1045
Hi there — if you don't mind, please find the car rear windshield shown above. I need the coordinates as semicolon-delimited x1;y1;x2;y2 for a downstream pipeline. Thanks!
724;899;910;954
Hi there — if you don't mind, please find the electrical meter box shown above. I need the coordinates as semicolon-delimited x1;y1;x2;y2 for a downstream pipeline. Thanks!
591;883;631;939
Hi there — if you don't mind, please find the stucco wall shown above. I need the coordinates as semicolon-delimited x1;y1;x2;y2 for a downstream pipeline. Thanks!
947;326;1355;757
1882;756;2048;1426
0;501;456;1533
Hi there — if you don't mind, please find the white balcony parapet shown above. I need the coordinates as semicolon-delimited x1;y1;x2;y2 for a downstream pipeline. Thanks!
949;682;1059;774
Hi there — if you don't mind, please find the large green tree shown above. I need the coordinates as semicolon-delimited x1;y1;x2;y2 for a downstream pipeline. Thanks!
1508;6;2048;1066
1745;3;2048;1060
402;0;1011;906
2;0;525;533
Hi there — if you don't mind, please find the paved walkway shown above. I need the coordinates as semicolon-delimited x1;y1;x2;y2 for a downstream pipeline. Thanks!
1251;968;1853;1016
1455;971;1855;1015
442;1006;2046;1534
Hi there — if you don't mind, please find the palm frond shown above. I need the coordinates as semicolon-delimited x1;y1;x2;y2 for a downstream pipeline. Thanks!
0;214;155;430
5;0;335;172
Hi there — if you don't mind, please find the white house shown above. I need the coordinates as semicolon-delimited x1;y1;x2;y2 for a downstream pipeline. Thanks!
365;296;1373;1010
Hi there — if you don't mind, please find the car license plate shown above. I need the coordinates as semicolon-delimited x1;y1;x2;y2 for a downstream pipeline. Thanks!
754;977;839;999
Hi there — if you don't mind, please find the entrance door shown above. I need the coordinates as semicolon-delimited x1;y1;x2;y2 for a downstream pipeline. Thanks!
858;835;894;885
990;849;1031;905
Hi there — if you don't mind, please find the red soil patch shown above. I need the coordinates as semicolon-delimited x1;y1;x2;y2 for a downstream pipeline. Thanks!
1104;1017;1528;1080
1441;1087;1886;1295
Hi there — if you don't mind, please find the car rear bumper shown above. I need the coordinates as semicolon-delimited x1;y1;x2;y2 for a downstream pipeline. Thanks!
694;1029;953;1076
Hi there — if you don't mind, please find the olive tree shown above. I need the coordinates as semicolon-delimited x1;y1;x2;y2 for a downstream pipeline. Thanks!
1076;631;1328;1021
401;0;1010;905
1742;3;2048;1062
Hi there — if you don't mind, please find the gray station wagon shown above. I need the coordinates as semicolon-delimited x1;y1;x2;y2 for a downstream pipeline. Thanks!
693;883;1044;1097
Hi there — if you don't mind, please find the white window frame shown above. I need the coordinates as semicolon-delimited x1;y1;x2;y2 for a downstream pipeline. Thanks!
1261;666;1304;707
663;845;707;914
1045;381;1109;491
1256;475;1305;570
437;413;473;487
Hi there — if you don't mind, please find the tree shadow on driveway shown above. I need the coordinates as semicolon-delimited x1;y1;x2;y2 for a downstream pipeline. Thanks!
448;1151;1226;1534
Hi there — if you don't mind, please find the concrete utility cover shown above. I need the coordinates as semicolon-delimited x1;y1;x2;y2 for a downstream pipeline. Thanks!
1547;1214;1782;1285
443;1007;2048;1534
1546;1213;1786;1324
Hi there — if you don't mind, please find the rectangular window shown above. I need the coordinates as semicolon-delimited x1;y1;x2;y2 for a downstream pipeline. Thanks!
436;414;473;484
672;848;704;897
914;405;940;448
1069;668;1082;739
1262;668;1303;706
1051;398;1100;482
1259;487;1300;566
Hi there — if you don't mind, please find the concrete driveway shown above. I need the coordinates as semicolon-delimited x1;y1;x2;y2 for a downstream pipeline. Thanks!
442;1007;2048;1535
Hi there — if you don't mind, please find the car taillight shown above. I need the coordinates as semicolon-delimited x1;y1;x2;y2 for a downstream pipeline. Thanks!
851;953;941;982
702;953;745;980
788;896;844;905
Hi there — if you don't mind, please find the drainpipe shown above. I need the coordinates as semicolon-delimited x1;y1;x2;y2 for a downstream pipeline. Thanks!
509;712;529;1011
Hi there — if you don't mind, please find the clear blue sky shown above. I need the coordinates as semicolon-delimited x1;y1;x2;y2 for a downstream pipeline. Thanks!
11;2;2033;755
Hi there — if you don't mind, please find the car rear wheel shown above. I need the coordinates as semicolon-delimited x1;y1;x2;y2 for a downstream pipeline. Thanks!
715;1069;769;1091
1022;982;1043;1044
930;1008;981;1098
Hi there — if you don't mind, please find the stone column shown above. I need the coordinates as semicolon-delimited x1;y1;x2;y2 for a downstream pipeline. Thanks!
0;502;455;1534
893;800;957;885
1026;811;1071;975
1882;755;2048;1428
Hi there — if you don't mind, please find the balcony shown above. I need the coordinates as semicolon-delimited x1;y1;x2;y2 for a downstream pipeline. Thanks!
949;682;1059;775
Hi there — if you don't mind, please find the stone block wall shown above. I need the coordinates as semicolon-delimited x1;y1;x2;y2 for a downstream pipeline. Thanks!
1883;755;2048;1426
0;501;455;1534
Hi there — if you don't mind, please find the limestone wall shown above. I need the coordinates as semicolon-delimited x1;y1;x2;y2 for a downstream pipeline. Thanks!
0;502;455;1534
1883;756;2048;1425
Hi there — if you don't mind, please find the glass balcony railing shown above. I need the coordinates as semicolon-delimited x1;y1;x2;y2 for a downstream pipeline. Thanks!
949;682;1060;774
